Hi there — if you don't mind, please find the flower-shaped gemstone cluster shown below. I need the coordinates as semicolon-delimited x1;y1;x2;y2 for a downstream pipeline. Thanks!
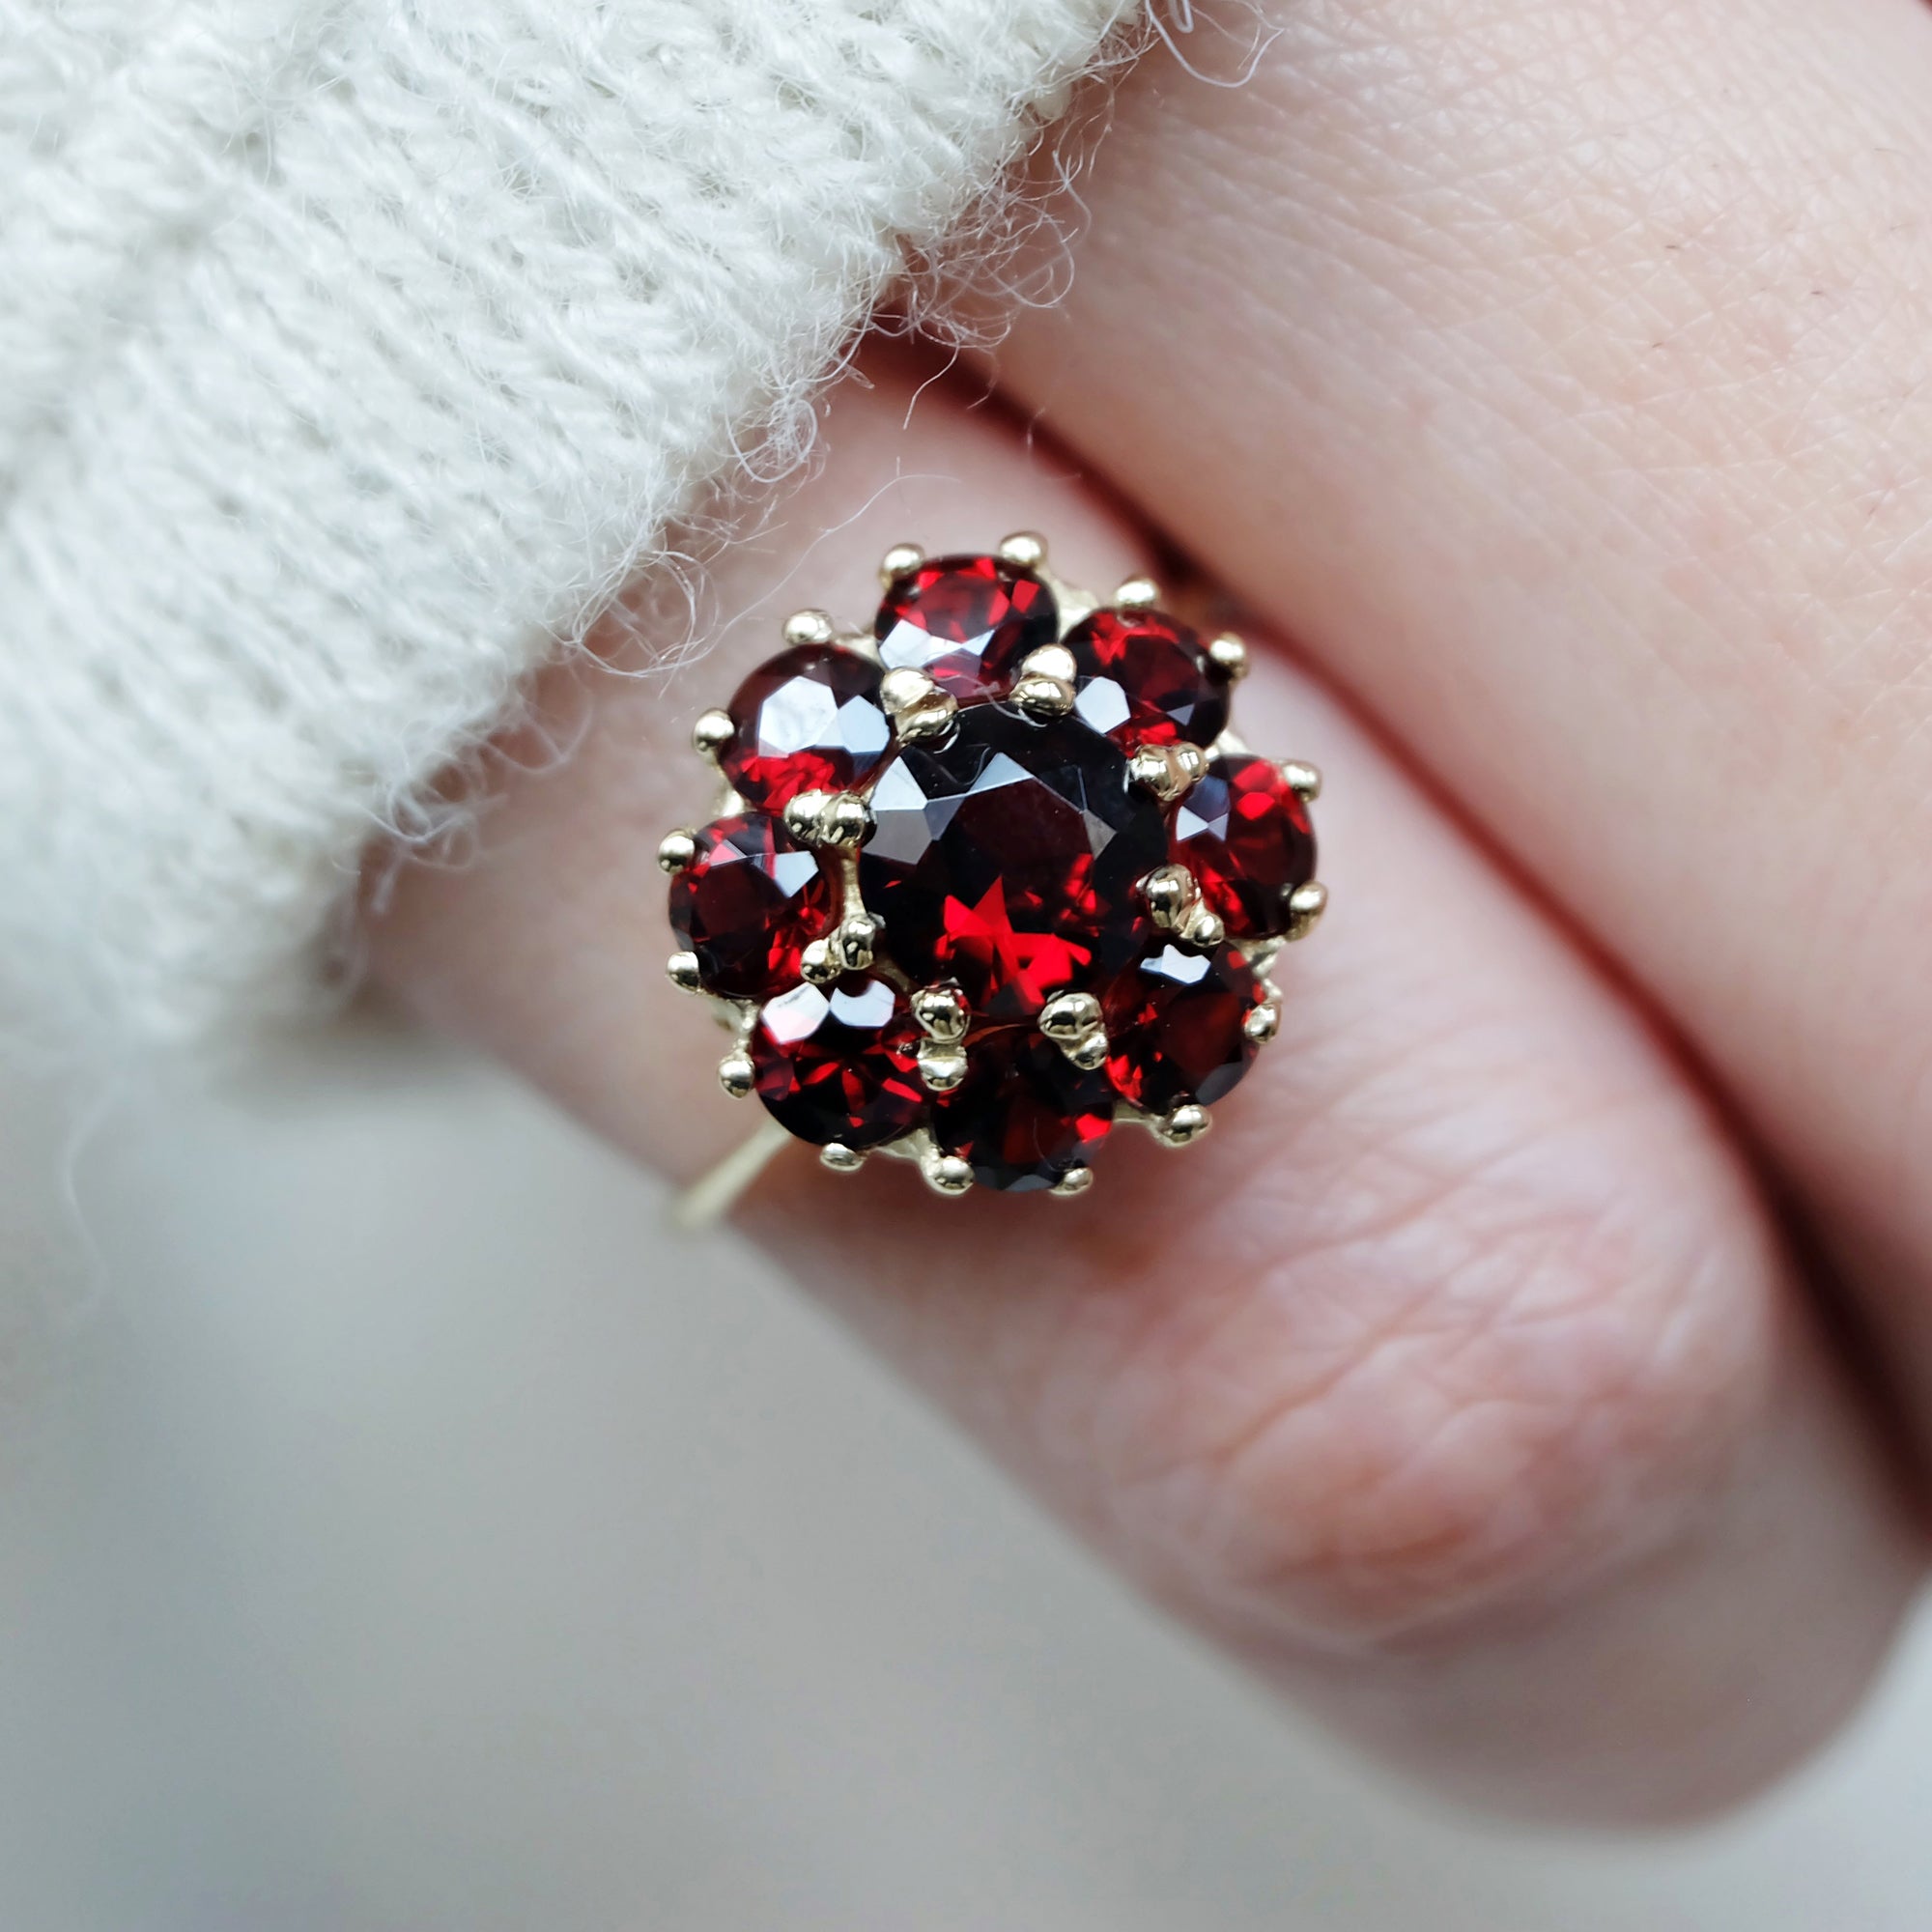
662;536;1324;1197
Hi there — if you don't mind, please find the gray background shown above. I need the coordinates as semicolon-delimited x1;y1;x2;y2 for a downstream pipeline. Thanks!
1;1019;1926;1930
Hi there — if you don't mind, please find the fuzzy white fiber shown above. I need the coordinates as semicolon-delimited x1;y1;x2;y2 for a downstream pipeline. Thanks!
0;0;1138;1046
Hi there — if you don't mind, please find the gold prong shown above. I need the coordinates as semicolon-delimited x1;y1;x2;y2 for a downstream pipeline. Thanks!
657;828;698;874
1281;760;1322;803
1038;990;1102;1040
1180;904;1226;952
1050;1165;1094;1198
667;951;702;993
1128;744;1201;804
800;938;839;985
818;792;870;848
880;665;958;743
922;1150;975;1196
782;790;831;843
997;531;1048;571
1139;864;1197;932
781;789;870;849
881;665;938;710
918;1039;969;1094
692;709;734;764
1039;991;1106;1071
912;984;969;1042
879;543;924;589
1012;673;1075;720
1065;1031;1109;1072
718;1051;756;1099
1114;575;1161;612
832;914;880;974
1011;643;1078;721
1152;1103;1210;1148
1284;880;1328;941
1243;998;1282;1045
820;1143;866;1174
1207;632;1250;681
783;608;838;647
1021;642;1078;684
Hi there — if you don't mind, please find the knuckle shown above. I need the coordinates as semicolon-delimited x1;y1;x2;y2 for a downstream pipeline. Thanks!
1071;1095;1778;1649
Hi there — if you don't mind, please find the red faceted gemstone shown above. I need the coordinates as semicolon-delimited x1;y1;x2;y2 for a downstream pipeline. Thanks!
1104;942;1262;1114
873;553;1058;698
751;977;927;1148
1169;754;1318;940
1062;608;1230;751
931;1029;1114;1191
720;642;893;809
667;812;838;999
858;706;1166;1020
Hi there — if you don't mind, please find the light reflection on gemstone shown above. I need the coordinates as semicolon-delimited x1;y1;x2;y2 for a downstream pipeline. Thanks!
1104;941;1261;1112
722;643;892;808
873;554;1058;698
667;812;837;999
752;976;924;1147
1170;754;1317;941
858;706;1164;1020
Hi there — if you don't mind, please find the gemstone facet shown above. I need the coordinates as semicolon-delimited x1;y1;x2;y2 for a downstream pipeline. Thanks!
721;642;893;809
859;706;1166;1020
931;1029;1114;1190
1169;754;1318;940
1105;941;1263;1113
668;813;838;999
1062;608;1230;751
874;554;1058;699
752;977;926;1148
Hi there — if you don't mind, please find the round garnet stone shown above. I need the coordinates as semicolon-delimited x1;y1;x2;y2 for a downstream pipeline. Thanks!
752;977;926;1148
720;642;893;809
1169;754;1318;940
1062;608;1230;751
1105;942;1262;1113
668;812;837;999
931;1029;1114;1191
873;553;1058;698
859;707;1166;1020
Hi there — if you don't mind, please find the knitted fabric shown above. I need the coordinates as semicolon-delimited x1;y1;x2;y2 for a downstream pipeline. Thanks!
0;0;1139;1047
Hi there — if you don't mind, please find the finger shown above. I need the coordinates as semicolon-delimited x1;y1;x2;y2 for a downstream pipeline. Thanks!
980;0;1932;1418
364;351;1919;1822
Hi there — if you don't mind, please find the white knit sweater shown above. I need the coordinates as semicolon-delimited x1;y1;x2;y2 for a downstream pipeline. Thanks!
0;0;1137;1046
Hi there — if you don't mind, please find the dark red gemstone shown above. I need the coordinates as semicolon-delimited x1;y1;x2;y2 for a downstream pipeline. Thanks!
1061;608;1230;751
873;553;1058;698
720;642;893;809
931;1029;1114;1191
1104;942;1262;1114
667;812;838;999
858;707;1166;1020
752;977;926;1148
1169;754;1317;940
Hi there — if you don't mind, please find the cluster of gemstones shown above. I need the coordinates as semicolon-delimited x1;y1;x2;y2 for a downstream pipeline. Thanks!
661;535;1324;1197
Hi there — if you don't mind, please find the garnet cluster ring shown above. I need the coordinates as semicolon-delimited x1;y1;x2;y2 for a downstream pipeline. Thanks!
660;533;1325;1200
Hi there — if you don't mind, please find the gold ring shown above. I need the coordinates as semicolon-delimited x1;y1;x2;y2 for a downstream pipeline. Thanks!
662;534;1324;1207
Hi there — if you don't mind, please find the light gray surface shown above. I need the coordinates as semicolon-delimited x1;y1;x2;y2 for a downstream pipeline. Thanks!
1;1025;1926;1930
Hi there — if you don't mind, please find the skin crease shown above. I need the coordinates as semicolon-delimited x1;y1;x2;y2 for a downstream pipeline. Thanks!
980;0;1932;1426
368;359;1920;1825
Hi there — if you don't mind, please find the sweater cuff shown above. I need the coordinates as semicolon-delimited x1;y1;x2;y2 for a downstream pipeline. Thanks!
0;0;1139;1045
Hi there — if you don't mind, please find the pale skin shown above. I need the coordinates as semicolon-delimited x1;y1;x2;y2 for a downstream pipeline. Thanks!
367;0;1932;1823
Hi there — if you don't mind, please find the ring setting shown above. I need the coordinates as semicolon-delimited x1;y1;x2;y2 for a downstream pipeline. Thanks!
663;534;1323;1199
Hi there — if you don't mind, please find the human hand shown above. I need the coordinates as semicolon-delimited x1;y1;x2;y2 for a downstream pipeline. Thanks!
366;0;1932;1823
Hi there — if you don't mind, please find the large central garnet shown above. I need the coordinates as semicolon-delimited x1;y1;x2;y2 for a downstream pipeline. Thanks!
859;706;1167;1020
